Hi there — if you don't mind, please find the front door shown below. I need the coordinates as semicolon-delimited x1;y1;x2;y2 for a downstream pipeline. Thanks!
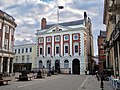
72;59;80;74
55;60;60;73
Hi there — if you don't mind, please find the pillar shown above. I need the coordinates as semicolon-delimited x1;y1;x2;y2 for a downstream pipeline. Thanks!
70;34;72;56
11;59;13;74
0;57;3;73
117;41;120;76
44;37;46;57
7;58;10;75
61;35;63;56
52;36;54;56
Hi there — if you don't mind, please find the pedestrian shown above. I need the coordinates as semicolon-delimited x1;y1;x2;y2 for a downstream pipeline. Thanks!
100;73;104;90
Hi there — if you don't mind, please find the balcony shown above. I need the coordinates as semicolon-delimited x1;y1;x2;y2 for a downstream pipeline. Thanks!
109;4;120;14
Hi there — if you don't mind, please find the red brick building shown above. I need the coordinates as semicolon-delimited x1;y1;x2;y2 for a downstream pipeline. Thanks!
98;30;106;73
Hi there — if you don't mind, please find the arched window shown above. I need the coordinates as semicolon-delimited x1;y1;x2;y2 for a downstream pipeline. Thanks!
64;60;69;68
39;60;43;69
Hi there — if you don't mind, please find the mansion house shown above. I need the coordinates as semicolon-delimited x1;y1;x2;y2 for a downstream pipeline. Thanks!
36;12;94;74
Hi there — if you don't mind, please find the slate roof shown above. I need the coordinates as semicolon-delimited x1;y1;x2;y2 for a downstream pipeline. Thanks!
45;19;84;29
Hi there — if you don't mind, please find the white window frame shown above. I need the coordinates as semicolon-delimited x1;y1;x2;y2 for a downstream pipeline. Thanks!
4;39;8;49
47;47;50;54
47;37;51;42
64;35;68;41
56;46;59;54
65;45;68;54
16;56;18;63
5;25;9;33
22;55;25;63
75;45;78;53
73;34;78;40
39;38;43;43
39;60;43;69
27;55;30;63
40;47;42;55
10;28;14;35
55;36;60;42
64;60;69;69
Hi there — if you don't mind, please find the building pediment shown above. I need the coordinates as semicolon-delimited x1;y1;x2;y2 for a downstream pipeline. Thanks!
44;24;72;34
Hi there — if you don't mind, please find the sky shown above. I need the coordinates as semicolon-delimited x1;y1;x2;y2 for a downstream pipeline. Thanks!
0;0;106;56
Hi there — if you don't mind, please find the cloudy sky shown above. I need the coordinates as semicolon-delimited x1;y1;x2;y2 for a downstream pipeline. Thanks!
0;0;106;55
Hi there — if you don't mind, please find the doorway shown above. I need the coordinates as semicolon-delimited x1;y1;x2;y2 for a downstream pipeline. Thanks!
55;60;60;73
72;59;80;74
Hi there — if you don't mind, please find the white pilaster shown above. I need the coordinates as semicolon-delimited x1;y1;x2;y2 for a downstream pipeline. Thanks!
117;41;120;76
70;34;72;56
61;35;63;56
0;57;3;73
52;36;54;56
2;25;5;48
11;59;13;74
9;28;12;51
7;58;10;74
44;37;46;57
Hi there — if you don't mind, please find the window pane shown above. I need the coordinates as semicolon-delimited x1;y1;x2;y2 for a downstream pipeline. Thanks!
64;35;68;41
48;47;50;54
55;36;60;42
15;49;17;53
30;47;32;52
27;55;30;63
22;55;24;63
40;48;42;54
47;37;51;42
39;61;43;69
56;47;59;54
75;45;78;53
65;46;68;53
18;49;20;53
26;48;28;53
22;49;24;53
39;38;43;43
64;60;69;68
74;34;78;40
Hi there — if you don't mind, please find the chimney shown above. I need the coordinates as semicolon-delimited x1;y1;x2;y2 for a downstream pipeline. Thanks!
41;17;47;29
84;12;87;26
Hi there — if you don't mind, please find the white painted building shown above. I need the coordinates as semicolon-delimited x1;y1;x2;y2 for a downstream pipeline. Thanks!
13;44;37;72
36;12;94;74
